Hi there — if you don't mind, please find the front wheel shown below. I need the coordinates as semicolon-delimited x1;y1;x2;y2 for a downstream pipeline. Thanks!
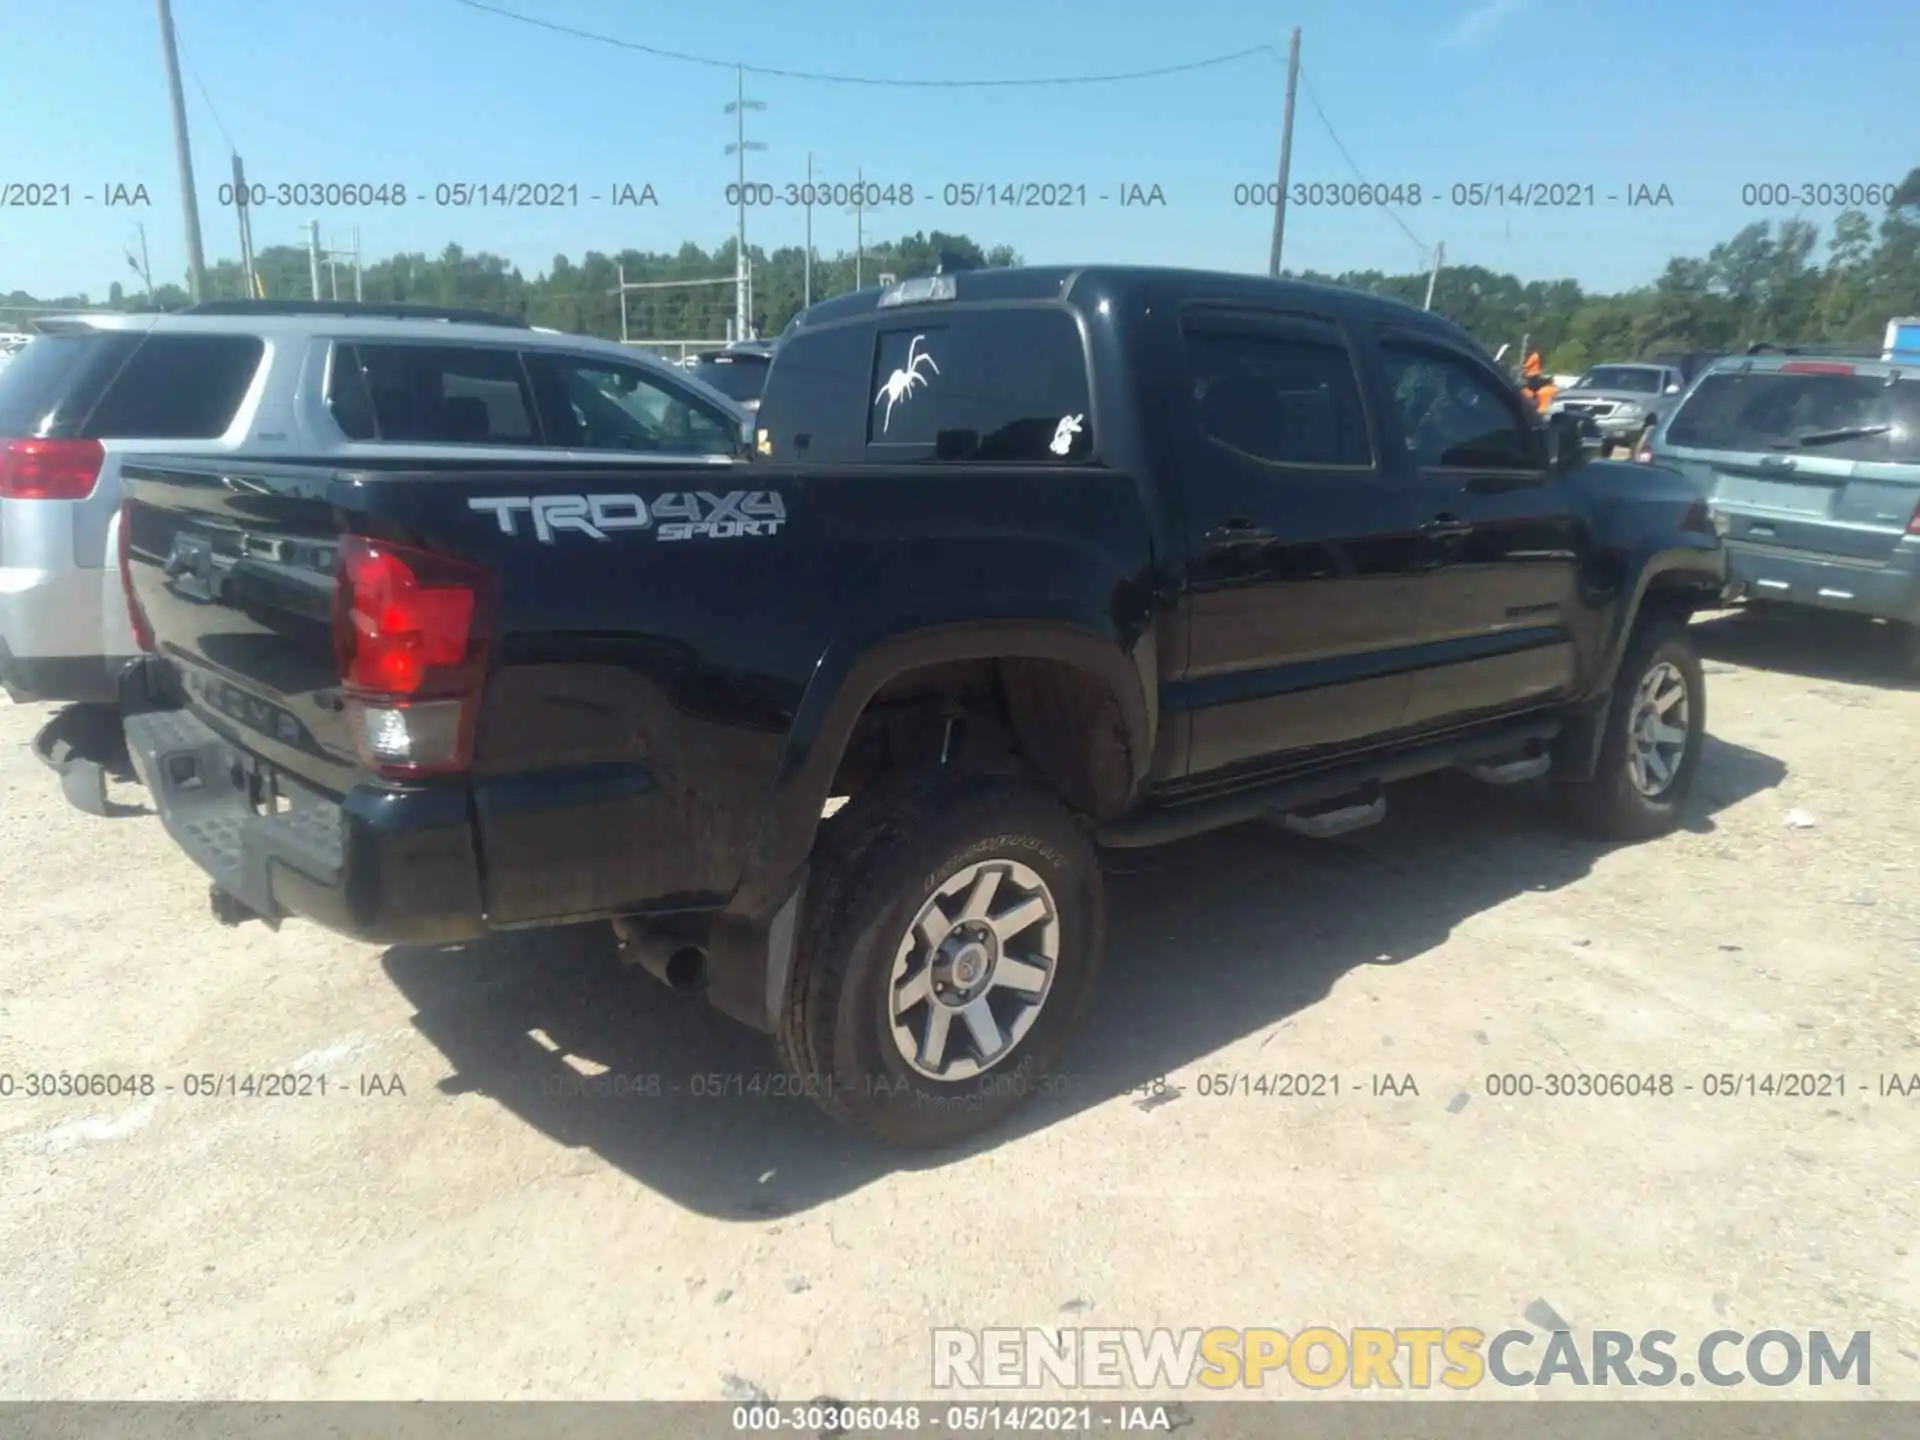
1557;621;1706;840
776;771;1105;1147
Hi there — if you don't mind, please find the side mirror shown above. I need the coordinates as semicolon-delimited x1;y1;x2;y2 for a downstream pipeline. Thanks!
1545;411;1587;473
1665;382;1682;394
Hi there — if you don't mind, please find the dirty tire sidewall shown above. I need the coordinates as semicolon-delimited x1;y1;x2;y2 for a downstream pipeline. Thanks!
1571;622;1706;840
801;775;1104;1148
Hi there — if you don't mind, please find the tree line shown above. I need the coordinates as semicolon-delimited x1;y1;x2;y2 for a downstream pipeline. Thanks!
5;166;1916;372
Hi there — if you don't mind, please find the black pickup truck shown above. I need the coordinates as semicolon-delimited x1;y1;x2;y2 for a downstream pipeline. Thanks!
97;265;1724;1146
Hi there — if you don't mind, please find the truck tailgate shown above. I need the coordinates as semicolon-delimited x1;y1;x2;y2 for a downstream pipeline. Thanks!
122;460;364;795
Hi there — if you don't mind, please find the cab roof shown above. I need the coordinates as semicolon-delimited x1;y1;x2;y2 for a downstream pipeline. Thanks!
786;264;1481;350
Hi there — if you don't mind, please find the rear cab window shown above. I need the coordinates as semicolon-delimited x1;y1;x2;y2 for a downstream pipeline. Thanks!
760;306;1093;465
1667;366;1920;465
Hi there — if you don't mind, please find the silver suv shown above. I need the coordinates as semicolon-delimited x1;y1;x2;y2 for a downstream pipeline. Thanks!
0;302;751;710
1547;362;1689;453
1649;349;1920;668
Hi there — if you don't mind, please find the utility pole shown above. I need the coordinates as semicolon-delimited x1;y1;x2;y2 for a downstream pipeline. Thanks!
1267;26;1301;278
844;168;867;290
1423;241;1445;311
352;225;363;301
617;261;629;343
308;220;323;300
156;0;207;301
232;154;258;300
724;66;767;341
804;152;814;309
127;224;154;303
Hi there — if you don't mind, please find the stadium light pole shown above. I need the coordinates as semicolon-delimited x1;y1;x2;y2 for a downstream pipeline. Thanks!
725;66;767;340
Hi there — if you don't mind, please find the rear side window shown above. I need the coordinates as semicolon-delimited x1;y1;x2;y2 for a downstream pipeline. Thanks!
82;334;265;439
0;331;141;437
755;325;872;462
1667;370;1920;463
865;309;1092;462
1183;325;1372;468
330;344;539;444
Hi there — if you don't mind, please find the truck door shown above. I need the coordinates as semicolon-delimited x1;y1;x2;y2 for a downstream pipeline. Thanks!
1366;330;1583;729
1172;307;1428;778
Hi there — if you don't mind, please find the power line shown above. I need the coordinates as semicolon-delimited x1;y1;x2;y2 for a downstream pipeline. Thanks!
449;0;1279;87
172;22;239;155
1296;65;1427;256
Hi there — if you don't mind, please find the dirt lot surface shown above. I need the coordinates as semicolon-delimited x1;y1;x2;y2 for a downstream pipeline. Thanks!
2;607;1917;1404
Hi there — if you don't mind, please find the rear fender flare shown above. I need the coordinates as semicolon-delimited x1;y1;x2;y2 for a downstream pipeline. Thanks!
732;610;1155;916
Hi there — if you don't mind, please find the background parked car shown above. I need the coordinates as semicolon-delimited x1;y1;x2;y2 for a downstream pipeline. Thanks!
687;341;775;415
1648;348;1920;668
0;300;750;764
1547;362;1688;457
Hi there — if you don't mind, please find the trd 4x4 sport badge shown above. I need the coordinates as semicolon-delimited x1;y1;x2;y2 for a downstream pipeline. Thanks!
467;490;787;543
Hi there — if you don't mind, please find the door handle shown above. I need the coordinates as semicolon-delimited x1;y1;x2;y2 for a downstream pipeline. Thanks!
1204;519;1275;547
1419;514;1474;538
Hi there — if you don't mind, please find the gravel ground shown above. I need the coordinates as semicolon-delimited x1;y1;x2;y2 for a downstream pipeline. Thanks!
2;606;1917;1404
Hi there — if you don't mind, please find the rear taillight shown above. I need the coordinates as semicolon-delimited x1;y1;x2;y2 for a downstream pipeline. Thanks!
1907;499;1920;536
331;535;495;779
118;501;155;653
1780;361;1854;376
0;437;104;499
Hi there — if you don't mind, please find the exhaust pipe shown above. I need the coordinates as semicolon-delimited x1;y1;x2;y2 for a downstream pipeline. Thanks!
611;917;708;991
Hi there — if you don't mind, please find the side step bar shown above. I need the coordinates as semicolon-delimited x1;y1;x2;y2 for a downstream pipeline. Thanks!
1280;793;1388;839
1097;716;1561;850
1460;751;1552;786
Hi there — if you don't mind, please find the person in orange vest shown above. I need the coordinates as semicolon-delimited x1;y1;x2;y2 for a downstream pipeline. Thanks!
1519;351;1558;415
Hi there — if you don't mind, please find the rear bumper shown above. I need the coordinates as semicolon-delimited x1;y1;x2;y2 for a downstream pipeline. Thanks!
1724;539;1920;624
121;706;490;946
0;637;137;705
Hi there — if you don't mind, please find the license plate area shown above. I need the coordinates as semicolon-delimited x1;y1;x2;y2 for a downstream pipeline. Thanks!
238;751;291;816
1714;475;1837;517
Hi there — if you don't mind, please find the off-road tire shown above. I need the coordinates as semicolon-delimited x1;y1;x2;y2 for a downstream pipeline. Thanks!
774;771;1104;1147
1557;620;1706;840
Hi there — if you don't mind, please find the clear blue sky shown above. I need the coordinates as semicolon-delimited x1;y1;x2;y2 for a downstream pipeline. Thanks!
3;0;1915;302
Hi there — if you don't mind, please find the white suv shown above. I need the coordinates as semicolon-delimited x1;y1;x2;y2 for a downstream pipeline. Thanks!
0;301;751;710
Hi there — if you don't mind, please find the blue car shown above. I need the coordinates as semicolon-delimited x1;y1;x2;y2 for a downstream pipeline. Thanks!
1649;346;1920;670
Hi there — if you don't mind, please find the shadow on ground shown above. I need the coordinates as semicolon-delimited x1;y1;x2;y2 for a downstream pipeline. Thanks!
22;701;150;819
1693;606;1919;691
381;734;1787;1220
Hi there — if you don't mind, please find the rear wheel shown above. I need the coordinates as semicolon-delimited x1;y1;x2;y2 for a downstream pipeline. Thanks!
776;771;1105;1147
1557;621;1705;840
